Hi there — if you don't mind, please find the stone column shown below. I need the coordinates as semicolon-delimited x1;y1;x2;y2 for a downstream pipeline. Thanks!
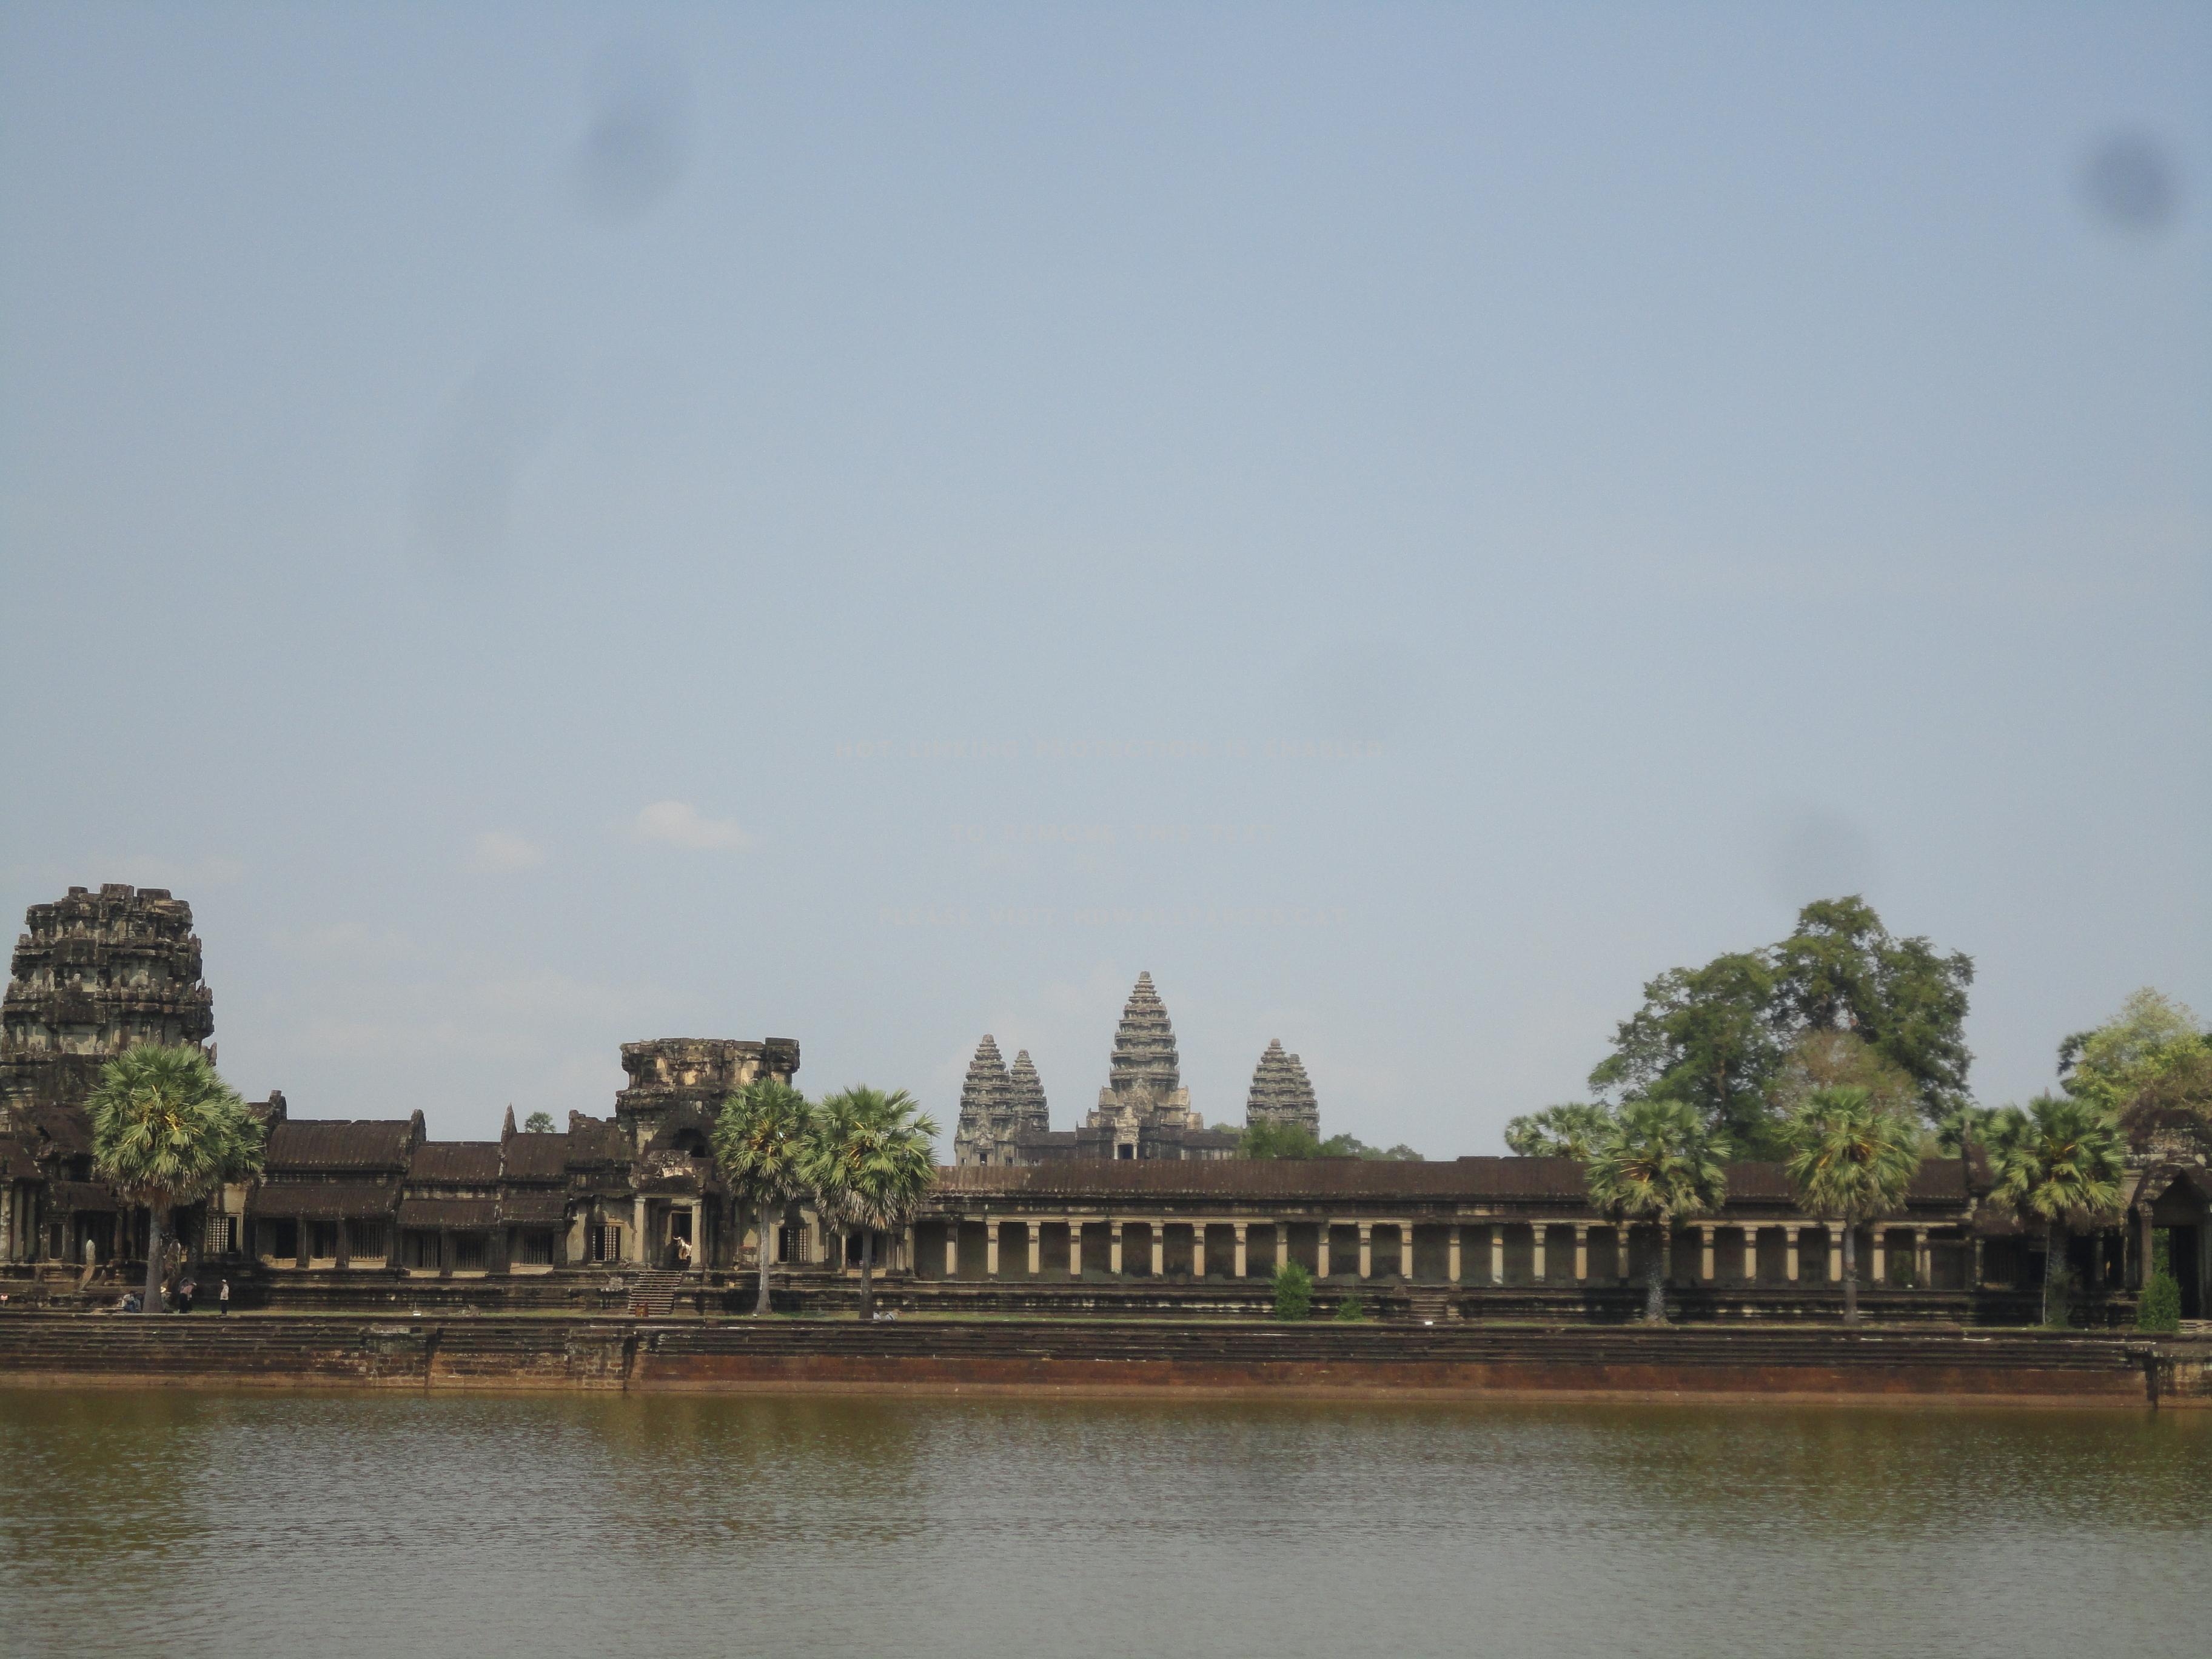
944;1218;960;1278
1784;1226;1800;1283
1067;1219;1087;1279
1914;1227;1931;1289
1233;1223;1248;1279
1532;1224;1547;1284
1489;1224;1505;1286
1614;1226;1631;1282
1109;1220;1124;1275
1697;1225;1715;1283
1028;1225;1042;1277
1971;1231;1985;1292
1358;1222;1373;1279
335;1219;351;1272
1316;1224;1332;1279
1573;1224;1589;1283
2136;1205;2153;1292
903;1224;917;1275
986;1220;1000;1278
1738;1226;1757;1284
632;1196;649;1265
1448;1225;1462;1285
1871;1228;1887;1286
1150;1222;1165;1278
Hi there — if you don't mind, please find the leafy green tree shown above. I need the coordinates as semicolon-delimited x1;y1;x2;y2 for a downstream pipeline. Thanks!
1780;1085;1922;1324
2058;988;2212;1151
1585;1098;1729;1324
1589;952;1783;1151
1988;1095;2127;1327
1240;1120;1323;1159
1503;1102;1616;1158
1272;1259;1313;1320
1318;1133;1423;1161
1769;897;1974;1122
711;1078;816;1316
87;1044;265;1316
1333;1289;1367;1322
804;1087;940;1321
521;1110;555;1134
2137;1270;2182;1335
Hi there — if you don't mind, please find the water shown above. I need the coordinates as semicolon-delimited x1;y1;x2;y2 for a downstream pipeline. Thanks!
1;1389;2204;1659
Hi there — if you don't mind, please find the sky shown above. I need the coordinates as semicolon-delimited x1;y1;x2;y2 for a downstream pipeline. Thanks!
2;4;2205;1155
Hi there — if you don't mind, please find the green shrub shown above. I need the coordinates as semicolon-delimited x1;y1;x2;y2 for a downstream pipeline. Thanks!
1271;1259;1313;1321
2137;1272;2182;1335
1333;1291;1366;1324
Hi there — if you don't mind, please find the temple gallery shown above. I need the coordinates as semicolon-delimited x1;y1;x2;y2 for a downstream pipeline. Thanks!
3;883;2206;1320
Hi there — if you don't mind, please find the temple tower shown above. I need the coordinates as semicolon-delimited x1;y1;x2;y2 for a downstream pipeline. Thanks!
952;1034;1013;1166
1007;1050;1048;1141
614;1037;800;1154
1;884;216;1120
1086;971;1201;1156
1245;1038;1320;1138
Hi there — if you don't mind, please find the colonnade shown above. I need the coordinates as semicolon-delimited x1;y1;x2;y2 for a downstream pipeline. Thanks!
911;1215;1971;1286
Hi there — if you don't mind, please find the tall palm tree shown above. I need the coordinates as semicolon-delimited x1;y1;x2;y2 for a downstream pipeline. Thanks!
1988;1094;2127;1327
1781;1085;1922;1324
805;1087;940;1321
711;1078;815;1317
87;1044;265;1316
1934;1102;1997;1289
1585;1097;1728;1324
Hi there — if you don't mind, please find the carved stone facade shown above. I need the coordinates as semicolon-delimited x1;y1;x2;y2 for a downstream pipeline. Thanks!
1245;1039;1320;1138
0;884;214;1118
952;1035;1011;1167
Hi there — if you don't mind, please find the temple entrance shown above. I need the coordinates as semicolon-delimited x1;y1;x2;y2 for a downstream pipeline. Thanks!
2171;1226;2202;1319
666;1208;694;1269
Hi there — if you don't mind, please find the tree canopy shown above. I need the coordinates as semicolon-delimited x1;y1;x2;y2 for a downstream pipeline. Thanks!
1577;896;1972;1153
1240;1123;1421;1161
87;1044;265;1315
2057;988;2211;1152
1502;1102;1616;1159
1780;1084;1920;1322
711;1077;816;1316
1584;1097;1728;1322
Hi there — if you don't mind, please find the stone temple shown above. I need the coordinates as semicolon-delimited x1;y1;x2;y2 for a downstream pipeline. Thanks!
1245;1038;1320;1138
952;972;1256;1165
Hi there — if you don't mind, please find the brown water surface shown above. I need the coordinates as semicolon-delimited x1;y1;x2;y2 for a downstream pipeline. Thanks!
0;1390;2203;1658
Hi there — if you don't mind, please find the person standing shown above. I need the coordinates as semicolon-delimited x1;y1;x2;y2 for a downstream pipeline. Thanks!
218;1278;230;1316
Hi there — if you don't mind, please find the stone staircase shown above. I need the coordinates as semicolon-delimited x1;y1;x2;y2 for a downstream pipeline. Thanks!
625;1270;688;1318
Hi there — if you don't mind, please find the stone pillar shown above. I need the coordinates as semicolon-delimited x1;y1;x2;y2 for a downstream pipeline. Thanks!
438;1228;452;1278
1448;1225;1462;1285
1067;1220;1086;1279
1914;1227;1931;1289
1316;1224;1332;1278
632;1196;649;1265
1614;1226;1631;1282
2136;1205;2153;1292
1697;1225;1715;1283
1784;1226;1800;1282
1489;1224;1505;1286
903;1224;917;1275
986;1220;1000;1278
1573;1224;1589;1283
1150;1222;1165;1278
1027;1225;1042;1277
944;1218;960;1278
1233;1223;1248;1279
1971;1231;1985;1292
1109;1220;1124;1275
1871;1228;1887;1286
335;1220;351;1272
1738;1226;1757;1284
1358;1222;1373;1279
1532;1224;1547;1284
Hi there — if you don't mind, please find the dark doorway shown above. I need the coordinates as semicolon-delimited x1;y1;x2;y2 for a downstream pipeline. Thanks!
2173;1226;2202;1319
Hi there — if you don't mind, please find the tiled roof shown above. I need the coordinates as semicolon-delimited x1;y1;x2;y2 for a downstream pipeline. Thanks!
396;1196;499;1229
264;1120;415;1173
25;1107;92;1156
497;1192;569;1227
47;1179;120;1211
406;1142;501;1183
500;1133;571;1181
247;1181;400;1220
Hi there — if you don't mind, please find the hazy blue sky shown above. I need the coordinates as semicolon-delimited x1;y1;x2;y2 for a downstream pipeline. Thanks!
3;5;2205;1153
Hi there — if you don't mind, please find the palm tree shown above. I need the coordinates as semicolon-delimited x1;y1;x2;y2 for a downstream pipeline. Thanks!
1585;1097;1728;1324
1781;1085;1922;1324
711;1078;815;1317
86;1044;266;1316
805;1087;940;1321
1988;1094;2127;1327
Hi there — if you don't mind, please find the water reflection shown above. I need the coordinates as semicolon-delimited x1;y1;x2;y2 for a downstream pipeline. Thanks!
1;1392;2204;1658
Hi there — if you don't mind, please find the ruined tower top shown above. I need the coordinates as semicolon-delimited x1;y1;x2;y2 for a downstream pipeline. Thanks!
1007;1049;1048;1137
614;1036;799;1153
952;1033;1012;1166
1;883;215;1118
1106;972;1180;1100
1245;1038;1320;1138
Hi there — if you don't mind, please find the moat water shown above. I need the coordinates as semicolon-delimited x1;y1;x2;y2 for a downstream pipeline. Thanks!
1;1390;2204;1658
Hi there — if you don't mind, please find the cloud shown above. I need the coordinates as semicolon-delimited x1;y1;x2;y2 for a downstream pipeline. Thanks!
471;830;548;873
632;800;752;853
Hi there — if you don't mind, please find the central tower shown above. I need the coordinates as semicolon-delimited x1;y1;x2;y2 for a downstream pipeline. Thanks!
1085;971;1203;1158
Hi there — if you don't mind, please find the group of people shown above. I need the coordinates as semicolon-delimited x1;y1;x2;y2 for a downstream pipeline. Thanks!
102;1275;232;1315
